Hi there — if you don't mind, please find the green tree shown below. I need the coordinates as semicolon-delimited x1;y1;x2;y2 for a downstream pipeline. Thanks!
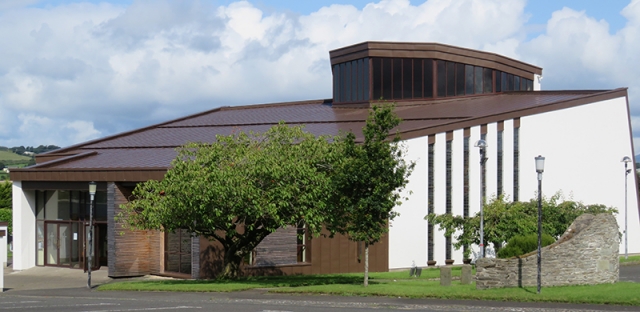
427;193;617;256
0;181;11;235
120;123;342;279
329;103;414;287
0;181;11;209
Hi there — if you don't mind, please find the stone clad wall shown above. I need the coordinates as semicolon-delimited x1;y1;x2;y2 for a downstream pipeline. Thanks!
476;213;619;289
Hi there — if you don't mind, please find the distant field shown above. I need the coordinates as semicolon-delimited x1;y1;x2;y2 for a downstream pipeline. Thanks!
0;150;30;161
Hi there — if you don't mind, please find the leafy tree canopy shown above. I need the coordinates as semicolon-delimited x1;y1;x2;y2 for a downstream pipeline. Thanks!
0;181;11;234
426;192;617;256
0;181;10;209
120;123;342;279
329;103;414;286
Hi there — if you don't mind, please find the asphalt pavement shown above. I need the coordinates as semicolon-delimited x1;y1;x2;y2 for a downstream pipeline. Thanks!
1;264;639;311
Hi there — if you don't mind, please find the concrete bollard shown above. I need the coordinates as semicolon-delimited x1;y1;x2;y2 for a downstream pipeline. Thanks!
460;264;472;285
440;266;451;286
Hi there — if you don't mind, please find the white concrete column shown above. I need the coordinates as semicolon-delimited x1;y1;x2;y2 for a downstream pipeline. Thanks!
0;228;3;292
0;224;6;267
12;181;36;270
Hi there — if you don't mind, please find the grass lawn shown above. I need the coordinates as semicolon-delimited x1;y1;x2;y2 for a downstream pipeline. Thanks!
620;255;640;265
98;266;640;305
0;150;30;161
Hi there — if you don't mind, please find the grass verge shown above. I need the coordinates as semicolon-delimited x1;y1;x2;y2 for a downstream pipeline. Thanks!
98;267;640;305
620;255;640;265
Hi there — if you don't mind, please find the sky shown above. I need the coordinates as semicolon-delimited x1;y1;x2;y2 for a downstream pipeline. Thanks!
0;0;639;149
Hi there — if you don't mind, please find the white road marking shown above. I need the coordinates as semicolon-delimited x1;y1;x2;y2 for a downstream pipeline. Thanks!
87;306;201;312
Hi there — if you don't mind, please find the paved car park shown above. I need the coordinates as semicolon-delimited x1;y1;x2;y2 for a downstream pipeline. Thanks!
1;264;639;311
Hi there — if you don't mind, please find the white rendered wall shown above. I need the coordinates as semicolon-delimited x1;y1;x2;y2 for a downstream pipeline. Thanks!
519;97;640;254
433;133;447;265
389;136;428;268
12;181;36;270
534;75;542;91
503;120;515;200
486;123;498;199
0;224;6;266
451;129;464;262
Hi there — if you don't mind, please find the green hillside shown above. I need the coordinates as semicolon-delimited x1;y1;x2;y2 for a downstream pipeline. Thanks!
0;150;30;161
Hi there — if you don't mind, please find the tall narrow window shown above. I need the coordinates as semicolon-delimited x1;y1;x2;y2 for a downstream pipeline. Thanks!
165;229;192;275
382;58;392;100
333;64;340;102
455;63;465;95
351;60;358;101
340;63;347;101
428;141;435;262
412;59;423;98
501;72;507;92
403;59;412;99
483;68;493;93
446;62;455;97
497;123;504;197
392;58;402;99
357;59;364;101
372;58;382;100
424;60;434;98
436;60;446;98
495;71;502;93
513;119;520;201
363;58;370;101
514;76;520;92
507;73;514;91
474;66;483;94
465;65;474;95
463;129;470;258
345;61;352;102
445;137;452;260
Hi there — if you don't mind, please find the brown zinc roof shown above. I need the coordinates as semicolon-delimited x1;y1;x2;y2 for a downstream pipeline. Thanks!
10;89;628;182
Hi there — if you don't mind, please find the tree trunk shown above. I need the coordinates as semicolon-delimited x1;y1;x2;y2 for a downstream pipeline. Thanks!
219;249;242;279
364;242;369;287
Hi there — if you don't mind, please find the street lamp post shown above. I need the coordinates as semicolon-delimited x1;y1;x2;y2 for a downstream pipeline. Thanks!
87;181;96;289
622;156;632;260
535;155;545;294
475;139;487;258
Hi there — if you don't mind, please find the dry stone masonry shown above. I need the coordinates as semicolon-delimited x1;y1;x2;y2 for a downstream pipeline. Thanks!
475;213;619;289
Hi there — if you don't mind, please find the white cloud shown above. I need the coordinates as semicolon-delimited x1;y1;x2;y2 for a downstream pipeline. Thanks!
4;114;101;147
0;0;638;149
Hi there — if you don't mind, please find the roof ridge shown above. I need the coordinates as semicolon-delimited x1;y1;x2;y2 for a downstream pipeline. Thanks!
218;99;331;111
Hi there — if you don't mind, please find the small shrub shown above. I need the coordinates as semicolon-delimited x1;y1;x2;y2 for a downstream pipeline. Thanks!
497;233;555;258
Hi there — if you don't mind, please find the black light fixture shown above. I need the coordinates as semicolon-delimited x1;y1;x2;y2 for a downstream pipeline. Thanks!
535;155;545;294
622;156;632;260
87;181;96;289
474;139;487;258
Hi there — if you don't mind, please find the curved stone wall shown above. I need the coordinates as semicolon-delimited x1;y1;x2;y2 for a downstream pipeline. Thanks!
475;213;619;289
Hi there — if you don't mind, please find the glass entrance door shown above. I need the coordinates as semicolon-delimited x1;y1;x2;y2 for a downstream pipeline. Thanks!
45;221;84;269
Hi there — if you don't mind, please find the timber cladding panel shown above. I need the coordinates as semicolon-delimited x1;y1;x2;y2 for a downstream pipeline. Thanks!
107;182;161;277
254;226;298;266
197;227;389;279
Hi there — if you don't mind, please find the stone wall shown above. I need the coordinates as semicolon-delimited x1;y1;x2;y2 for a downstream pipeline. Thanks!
476;213;619;289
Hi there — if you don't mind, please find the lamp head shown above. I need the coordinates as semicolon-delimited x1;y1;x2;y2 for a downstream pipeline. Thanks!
474;139;487;150
89;181;97;196
622;156;632;164
535;155;545;173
